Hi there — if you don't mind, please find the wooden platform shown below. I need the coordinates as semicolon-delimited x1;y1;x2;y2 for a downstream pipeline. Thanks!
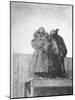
24;78;73;97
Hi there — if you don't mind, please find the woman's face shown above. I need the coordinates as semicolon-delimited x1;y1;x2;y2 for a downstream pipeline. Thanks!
37;33;40;38
35;33;44;38
39;33;44;37
34;33;40;38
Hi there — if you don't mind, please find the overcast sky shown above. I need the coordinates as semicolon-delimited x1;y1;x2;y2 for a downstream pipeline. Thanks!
11;2;72;57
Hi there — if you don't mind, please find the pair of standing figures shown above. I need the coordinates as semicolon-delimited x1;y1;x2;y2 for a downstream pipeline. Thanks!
31;27;67;78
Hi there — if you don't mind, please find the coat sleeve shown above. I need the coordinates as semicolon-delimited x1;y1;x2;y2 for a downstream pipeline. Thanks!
31;38;44;49
58;36;67;57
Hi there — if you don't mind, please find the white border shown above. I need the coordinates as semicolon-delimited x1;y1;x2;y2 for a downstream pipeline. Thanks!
0;0;74;100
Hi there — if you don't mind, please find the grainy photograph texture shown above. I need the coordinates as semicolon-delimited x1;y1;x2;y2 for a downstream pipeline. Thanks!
10;1;73;98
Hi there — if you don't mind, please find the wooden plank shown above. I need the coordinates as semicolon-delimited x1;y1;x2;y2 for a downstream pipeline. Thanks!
34;87;73;96
10;52;13;98
31;79;72;87
13;54;18;98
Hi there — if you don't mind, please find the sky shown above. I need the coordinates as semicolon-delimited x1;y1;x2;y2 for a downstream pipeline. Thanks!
11;2;72;57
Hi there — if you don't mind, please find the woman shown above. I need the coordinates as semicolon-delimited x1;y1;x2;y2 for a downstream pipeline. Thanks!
48;29;67;77
30;27;49;77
